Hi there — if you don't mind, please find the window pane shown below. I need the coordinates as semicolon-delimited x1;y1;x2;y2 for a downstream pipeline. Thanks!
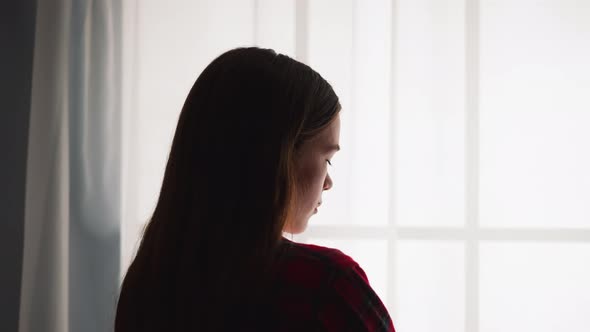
306;238;389;307
394;240;465;332
255;0;295;56
480;243;590;332
394;0;466;227
308;0;392;226
307;0;354;226
349;0;392;226
480;0;590;228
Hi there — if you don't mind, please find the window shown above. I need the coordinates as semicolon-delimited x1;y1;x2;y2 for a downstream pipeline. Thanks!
121;1;590;331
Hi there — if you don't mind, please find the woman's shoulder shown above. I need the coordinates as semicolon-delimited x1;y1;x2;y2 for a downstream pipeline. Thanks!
272;238;395;331
279;238;358;272
274;238;366;289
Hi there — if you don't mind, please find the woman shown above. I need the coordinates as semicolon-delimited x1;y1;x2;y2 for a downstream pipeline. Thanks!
115;47;394;331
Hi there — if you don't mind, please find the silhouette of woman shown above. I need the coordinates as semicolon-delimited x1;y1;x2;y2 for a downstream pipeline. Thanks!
115;47;394;331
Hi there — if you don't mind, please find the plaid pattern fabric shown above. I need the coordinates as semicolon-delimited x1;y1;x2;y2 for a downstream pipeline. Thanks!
258;238;395;332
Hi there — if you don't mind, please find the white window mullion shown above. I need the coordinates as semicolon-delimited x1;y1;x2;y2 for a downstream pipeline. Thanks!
120;0;140;278
252;0;259;46
306;225;590;242
465;0;481;331
387;0;399;316
295;0;309;63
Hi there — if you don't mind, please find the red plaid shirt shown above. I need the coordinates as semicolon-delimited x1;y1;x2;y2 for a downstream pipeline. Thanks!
240;238;395;331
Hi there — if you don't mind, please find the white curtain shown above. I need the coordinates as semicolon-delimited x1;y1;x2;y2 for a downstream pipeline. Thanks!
122;1;590;331
19;0;122;331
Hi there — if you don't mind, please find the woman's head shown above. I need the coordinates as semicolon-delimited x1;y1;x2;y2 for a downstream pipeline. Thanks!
116;47;340;330
161;47;340;239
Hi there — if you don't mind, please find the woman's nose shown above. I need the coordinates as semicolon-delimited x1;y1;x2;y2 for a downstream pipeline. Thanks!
323;173;333;191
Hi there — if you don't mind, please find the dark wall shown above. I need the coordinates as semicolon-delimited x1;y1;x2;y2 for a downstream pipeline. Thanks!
0;0;37;330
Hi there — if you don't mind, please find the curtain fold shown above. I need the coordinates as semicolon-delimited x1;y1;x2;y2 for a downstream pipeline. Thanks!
20;0;122;331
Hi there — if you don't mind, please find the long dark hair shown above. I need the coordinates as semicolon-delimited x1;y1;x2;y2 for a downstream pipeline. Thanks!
115;47;340;331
